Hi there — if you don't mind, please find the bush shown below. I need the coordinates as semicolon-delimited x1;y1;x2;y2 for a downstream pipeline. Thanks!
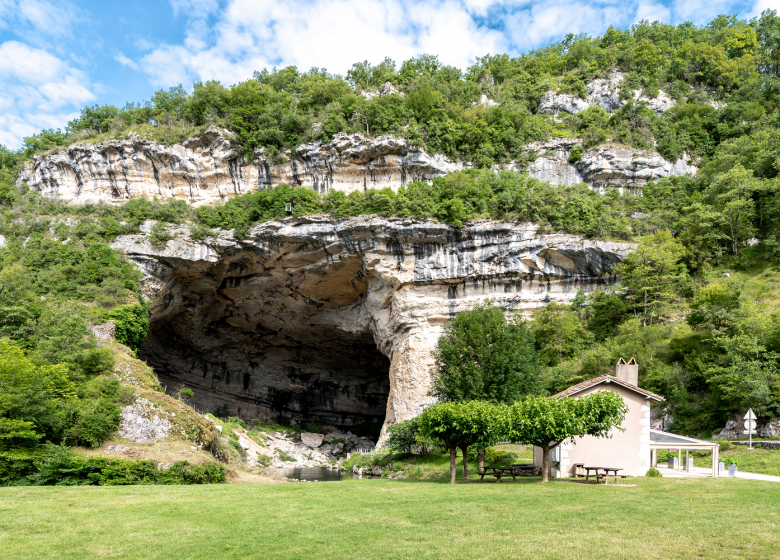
158;461;227;484
149;222;172;248
23;445;226;486
483;447;520;466
386;418;421;454
646;467;662;477
276;449;296;462
228;439;247;459
66;398;121;448
107;302;149;354
256;454;272;468
228;416;247;429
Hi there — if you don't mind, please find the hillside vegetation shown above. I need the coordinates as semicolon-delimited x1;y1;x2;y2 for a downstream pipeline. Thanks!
1;11;780;470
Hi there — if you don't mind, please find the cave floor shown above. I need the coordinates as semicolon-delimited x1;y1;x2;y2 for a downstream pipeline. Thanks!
2;477;778;559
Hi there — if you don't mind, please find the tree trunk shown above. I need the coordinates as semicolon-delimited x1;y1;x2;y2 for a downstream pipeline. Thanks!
541;446;552;483
478;451;485;471
461;446;469;479
449;448;457;484
643;288;648;327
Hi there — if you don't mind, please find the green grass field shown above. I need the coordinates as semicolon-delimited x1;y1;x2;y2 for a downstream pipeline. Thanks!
2;477;779;560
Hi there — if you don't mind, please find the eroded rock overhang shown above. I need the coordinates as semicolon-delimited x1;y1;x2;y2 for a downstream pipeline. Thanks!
111;217;636;441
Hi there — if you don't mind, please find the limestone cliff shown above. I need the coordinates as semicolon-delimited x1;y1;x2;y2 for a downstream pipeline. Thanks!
508;138;696;192
17;128;696;205
110;217;635;444
16;130;462;206
538;71;677;116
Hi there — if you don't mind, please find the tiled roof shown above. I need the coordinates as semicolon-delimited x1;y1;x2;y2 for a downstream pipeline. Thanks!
553;374;664;401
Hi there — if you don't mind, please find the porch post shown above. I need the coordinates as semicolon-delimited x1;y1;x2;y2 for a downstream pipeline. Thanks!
685;449;690;472
712;446;718;477
678;448;681;470
651;448;657;467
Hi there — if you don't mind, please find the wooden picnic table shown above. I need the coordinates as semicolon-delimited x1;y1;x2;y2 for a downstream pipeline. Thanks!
478;466;517;482
512;464;542;476
478;464;542;482
583;466;622;484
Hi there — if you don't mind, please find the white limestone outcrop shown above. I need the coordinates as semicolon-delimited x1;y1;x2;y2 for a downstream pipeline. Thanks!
16;129;463;206
16;127;696;204
539;71;677;116
520;140;697;191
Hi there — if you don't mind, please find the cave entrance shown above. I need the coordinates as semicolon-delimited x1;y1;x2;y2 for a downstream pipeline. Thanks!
143;320;391;438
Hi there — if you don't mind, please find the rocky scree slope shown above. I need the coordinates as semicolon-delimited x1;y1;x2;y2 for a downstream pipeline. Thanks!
111;216;635;444
17;126;695;205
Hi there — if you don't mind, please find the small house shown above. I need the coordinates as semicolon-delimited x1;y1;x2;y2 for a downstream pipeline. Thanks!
533;359;664;478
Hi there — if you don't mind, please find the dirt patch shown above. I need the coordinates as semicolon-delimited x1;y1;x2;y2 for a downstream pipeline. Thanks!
227;470;287;484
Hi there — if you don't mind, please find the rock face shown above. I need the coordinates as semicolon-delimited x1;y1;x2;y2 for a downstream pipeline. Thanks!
538;71;677;116
521;141;696;192
17;127;696;205
716;418;780;439
16;129;463;206
117;397;174;443
110;216;634;444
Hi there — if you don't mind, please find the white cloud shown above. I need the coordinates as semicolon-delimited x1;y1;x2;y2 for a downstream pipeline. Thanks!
115;52;141;71
132;0;505;86
670;0;744;24
0;41;94;147
747;0;780;18
635;1;672;23
0;0;82;41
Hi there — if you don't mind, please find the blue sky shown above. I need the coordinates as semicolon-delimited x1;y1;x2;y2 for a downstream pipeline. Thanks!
1;0;778;149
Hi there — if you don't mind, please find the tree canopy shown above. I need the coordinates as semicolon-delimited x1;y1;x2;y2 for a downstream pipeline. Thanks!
506;392;628;482
431;303;542;404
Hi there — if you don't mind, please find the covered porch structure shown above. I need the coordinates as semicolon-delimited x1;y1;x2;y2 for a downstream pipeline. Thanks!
650;429;720;477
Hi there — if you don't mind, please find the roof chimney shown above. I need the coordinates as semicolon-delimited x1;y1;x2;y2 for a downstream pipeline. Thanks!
615;357;638;386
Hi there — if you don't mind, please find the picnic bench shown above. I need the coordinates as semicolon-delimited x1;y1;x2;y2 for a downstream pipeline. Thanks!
582;466;623;484
477;464;541;482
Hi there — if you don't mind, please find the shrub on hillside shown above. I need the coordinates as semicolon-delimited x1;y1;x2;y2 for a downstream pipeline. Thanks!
24;445;226;486
107;302;149;354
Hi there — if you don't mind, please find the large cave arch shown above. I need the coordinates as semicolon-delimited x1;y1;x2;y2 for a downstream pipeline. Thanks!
117;218;634;442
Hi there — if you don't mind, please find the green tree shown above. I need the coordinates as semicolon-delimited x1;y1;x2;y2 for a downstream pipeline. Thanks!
704;164;762;256
431;303;541;404
0;340;75;447
418;401;504;484
506;391;628;483
532;302;591;366
613;231;686;326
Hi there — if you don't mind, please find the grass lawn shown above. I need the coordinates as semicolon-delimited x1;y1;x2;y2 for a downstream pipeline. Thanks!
721;446;780;477
657;445;780;477
2;477;779;560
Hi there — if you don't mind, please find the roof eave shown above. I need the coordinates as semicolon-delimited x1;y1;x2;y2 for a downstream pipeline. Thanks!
564;378;665;402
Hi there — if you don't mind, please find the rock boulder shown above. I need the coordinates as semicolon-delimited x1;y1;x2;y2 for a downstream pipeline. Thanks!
301;433;325;448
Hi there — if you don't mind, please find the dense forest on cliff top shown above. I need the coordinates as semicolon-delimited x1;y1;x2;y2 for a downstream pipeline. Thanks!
2;11;780;461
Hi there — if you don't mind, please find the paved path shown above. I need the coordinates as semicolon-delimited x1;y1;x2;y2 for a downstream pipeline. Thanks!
656;463;780;482
735;471;780;482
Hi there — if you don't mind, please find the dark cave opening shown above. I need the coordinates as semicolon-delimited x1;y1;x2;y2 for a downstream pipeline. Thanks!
143;322;391;432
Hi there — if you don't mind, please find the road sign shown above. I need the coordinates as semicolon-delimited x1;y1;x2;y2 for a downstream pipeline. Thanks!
744;408;757;448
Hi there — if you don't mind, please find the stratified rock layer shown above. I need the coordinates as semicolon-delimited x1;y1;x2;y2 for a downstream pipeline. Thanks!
111;217;635;443
18;128;696;204
520;140;696;191
17;130;462;206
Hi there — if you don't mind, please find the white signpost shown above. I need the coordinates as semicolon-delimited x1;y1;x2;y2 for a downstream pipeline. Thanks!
744;408;757;449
